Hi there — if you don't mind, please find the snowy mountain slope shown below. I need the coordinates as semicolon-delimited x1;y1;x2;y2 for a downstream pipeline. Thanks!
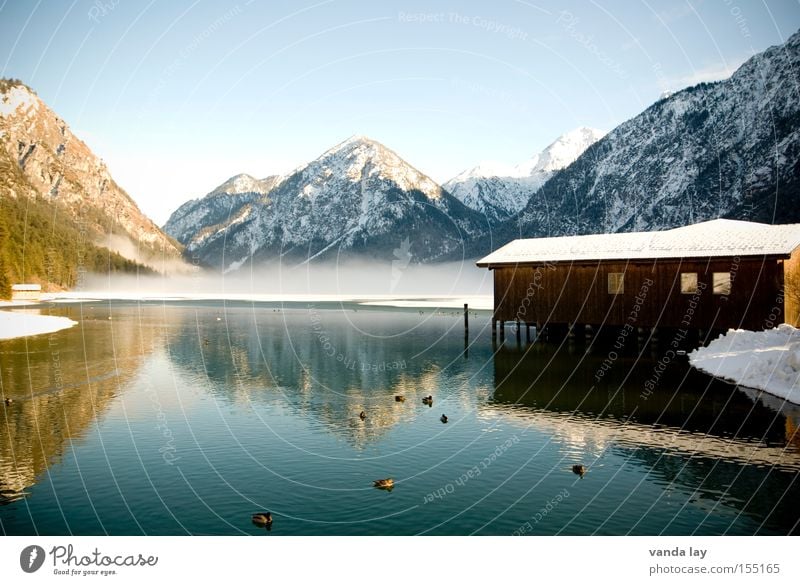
505;30;800;242
163;173;280;245
443;127;605;223
177;136;487;269
0;79;184;269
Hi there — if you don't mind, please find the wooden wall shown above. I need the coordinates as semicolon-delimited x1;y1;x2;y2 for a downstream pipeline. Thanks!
491;256;787;331
784;248;800;326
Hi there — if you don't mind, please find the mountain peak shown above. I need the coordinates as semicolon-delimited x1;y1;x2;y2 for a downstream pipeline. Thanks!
213;173;267;196
324;134;384;156
307;135;442;200
0;79;39;118
517;126;606;175
443;127;605;223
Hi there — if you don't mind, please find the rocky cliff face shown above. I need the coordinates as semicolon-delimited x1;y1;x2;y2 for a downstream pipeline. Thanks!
0;80;184;270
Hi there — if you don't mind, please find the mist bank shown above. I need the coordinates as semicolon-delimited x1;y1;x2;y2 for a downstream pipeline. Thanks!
73;259;493;298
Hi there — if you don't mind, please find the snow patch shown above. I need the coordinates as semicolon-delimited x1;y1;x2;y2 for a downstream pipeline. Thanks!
0;310;78;340
689;324;800;405
0;85;37;118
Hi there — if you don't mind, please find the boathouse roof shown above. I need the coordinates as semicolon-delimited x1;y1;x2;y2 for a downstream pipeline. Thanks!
476;219;800;266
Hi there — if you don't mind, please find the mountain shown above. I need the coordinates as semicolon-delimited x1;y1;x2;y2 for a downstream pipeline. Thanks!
163;173;280;246
168;136;488;269
0;79;184;290
502;30;800;244
443;127;605;223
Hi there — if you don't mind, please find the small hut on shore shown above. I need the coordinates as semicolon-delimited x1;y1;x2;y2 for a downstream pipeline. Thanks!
11;284;42;302
476;219;800;334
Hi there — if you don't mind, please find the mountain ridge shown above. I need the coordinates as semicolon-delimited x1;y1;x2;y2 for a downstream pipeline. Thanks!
504;28;800;243
443;127;605;223
167;135;488;270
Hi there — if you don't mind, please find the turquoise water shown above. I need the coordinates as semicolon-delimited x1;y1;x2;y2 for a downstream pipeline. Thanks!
0;301;798;535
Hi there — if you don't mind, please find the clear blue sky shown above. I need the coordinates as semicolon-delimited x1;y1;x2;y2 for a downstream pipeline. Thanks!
2;0;799;223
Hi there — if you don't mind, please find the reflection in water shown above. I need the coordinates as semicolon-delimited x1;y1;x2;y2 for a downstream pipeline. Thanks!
165;305;491;449
0;302;798;535
489;342;800;533
0;304;160;504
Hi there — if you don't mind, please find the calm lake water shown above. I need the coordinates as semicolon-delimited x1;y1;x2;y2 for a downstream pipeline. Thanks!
1;301;799;535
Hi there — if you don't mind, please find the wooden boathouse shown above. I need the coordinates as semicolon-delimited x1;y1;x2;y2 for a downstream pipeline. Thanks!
476;219;800;337
10;283;42;301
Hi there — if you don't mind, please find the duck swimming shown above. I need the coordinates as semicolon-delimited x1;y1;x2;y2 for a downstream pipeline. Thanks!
422;395;433;405
572;464;586;477
373;478;394;490
3;398;12;405
440;414;448;423
359;411;366;420
394;395;405;402
252;512;273;527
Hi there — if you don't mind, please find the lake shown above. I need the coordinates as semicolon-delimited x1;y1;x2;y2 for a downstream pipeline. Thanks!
1;301;798;535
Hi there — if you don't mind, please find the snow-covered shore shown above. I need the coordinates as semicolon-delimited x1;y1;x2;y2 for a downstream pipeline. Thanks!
0;310;78;340
689;325;800;405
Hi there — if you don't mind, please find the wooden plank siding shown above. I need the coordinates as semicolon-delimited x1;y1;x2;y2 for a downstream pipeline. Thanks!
490;256;787;331
784;247;800;326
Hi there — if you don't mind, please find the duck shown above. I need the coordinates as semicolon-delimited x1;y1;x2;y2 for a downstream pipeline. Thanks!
422;395;433;405
440;414;448;423
252;512;273;527
373;478;394;490
359;411;366;420
3;398;12;405
572;464;587;477
394;395;405;402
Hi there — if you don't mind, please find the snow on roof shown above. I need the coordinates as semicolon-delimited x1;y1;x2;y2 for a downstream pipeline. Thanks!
476;219;800;266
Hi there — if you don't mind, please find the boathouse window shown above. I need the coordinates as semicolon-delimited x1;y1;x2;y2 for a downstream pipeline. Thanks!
680;273;698;294
713;272;732;295
608;273;624;294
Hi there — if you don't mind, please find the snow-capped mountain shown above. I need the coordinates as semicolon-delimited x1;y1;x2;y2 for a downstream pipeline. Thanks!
0;79;184;270
444;127;605;223
163;173;280;245
170;136;486;269
505;30;800;242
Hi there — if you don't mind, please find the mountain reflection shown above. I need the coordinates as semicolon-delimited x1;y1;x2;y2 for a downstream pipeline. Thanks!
0;305;160;504
2;303;798;535
164;304;489;448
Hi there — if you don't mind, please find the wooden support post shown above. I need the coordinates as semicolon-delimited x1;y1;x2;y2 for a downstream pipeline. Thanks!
464;303;469;332
515;320;521;344
499;321;505;340
491;318;497;339
526;324;531;344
